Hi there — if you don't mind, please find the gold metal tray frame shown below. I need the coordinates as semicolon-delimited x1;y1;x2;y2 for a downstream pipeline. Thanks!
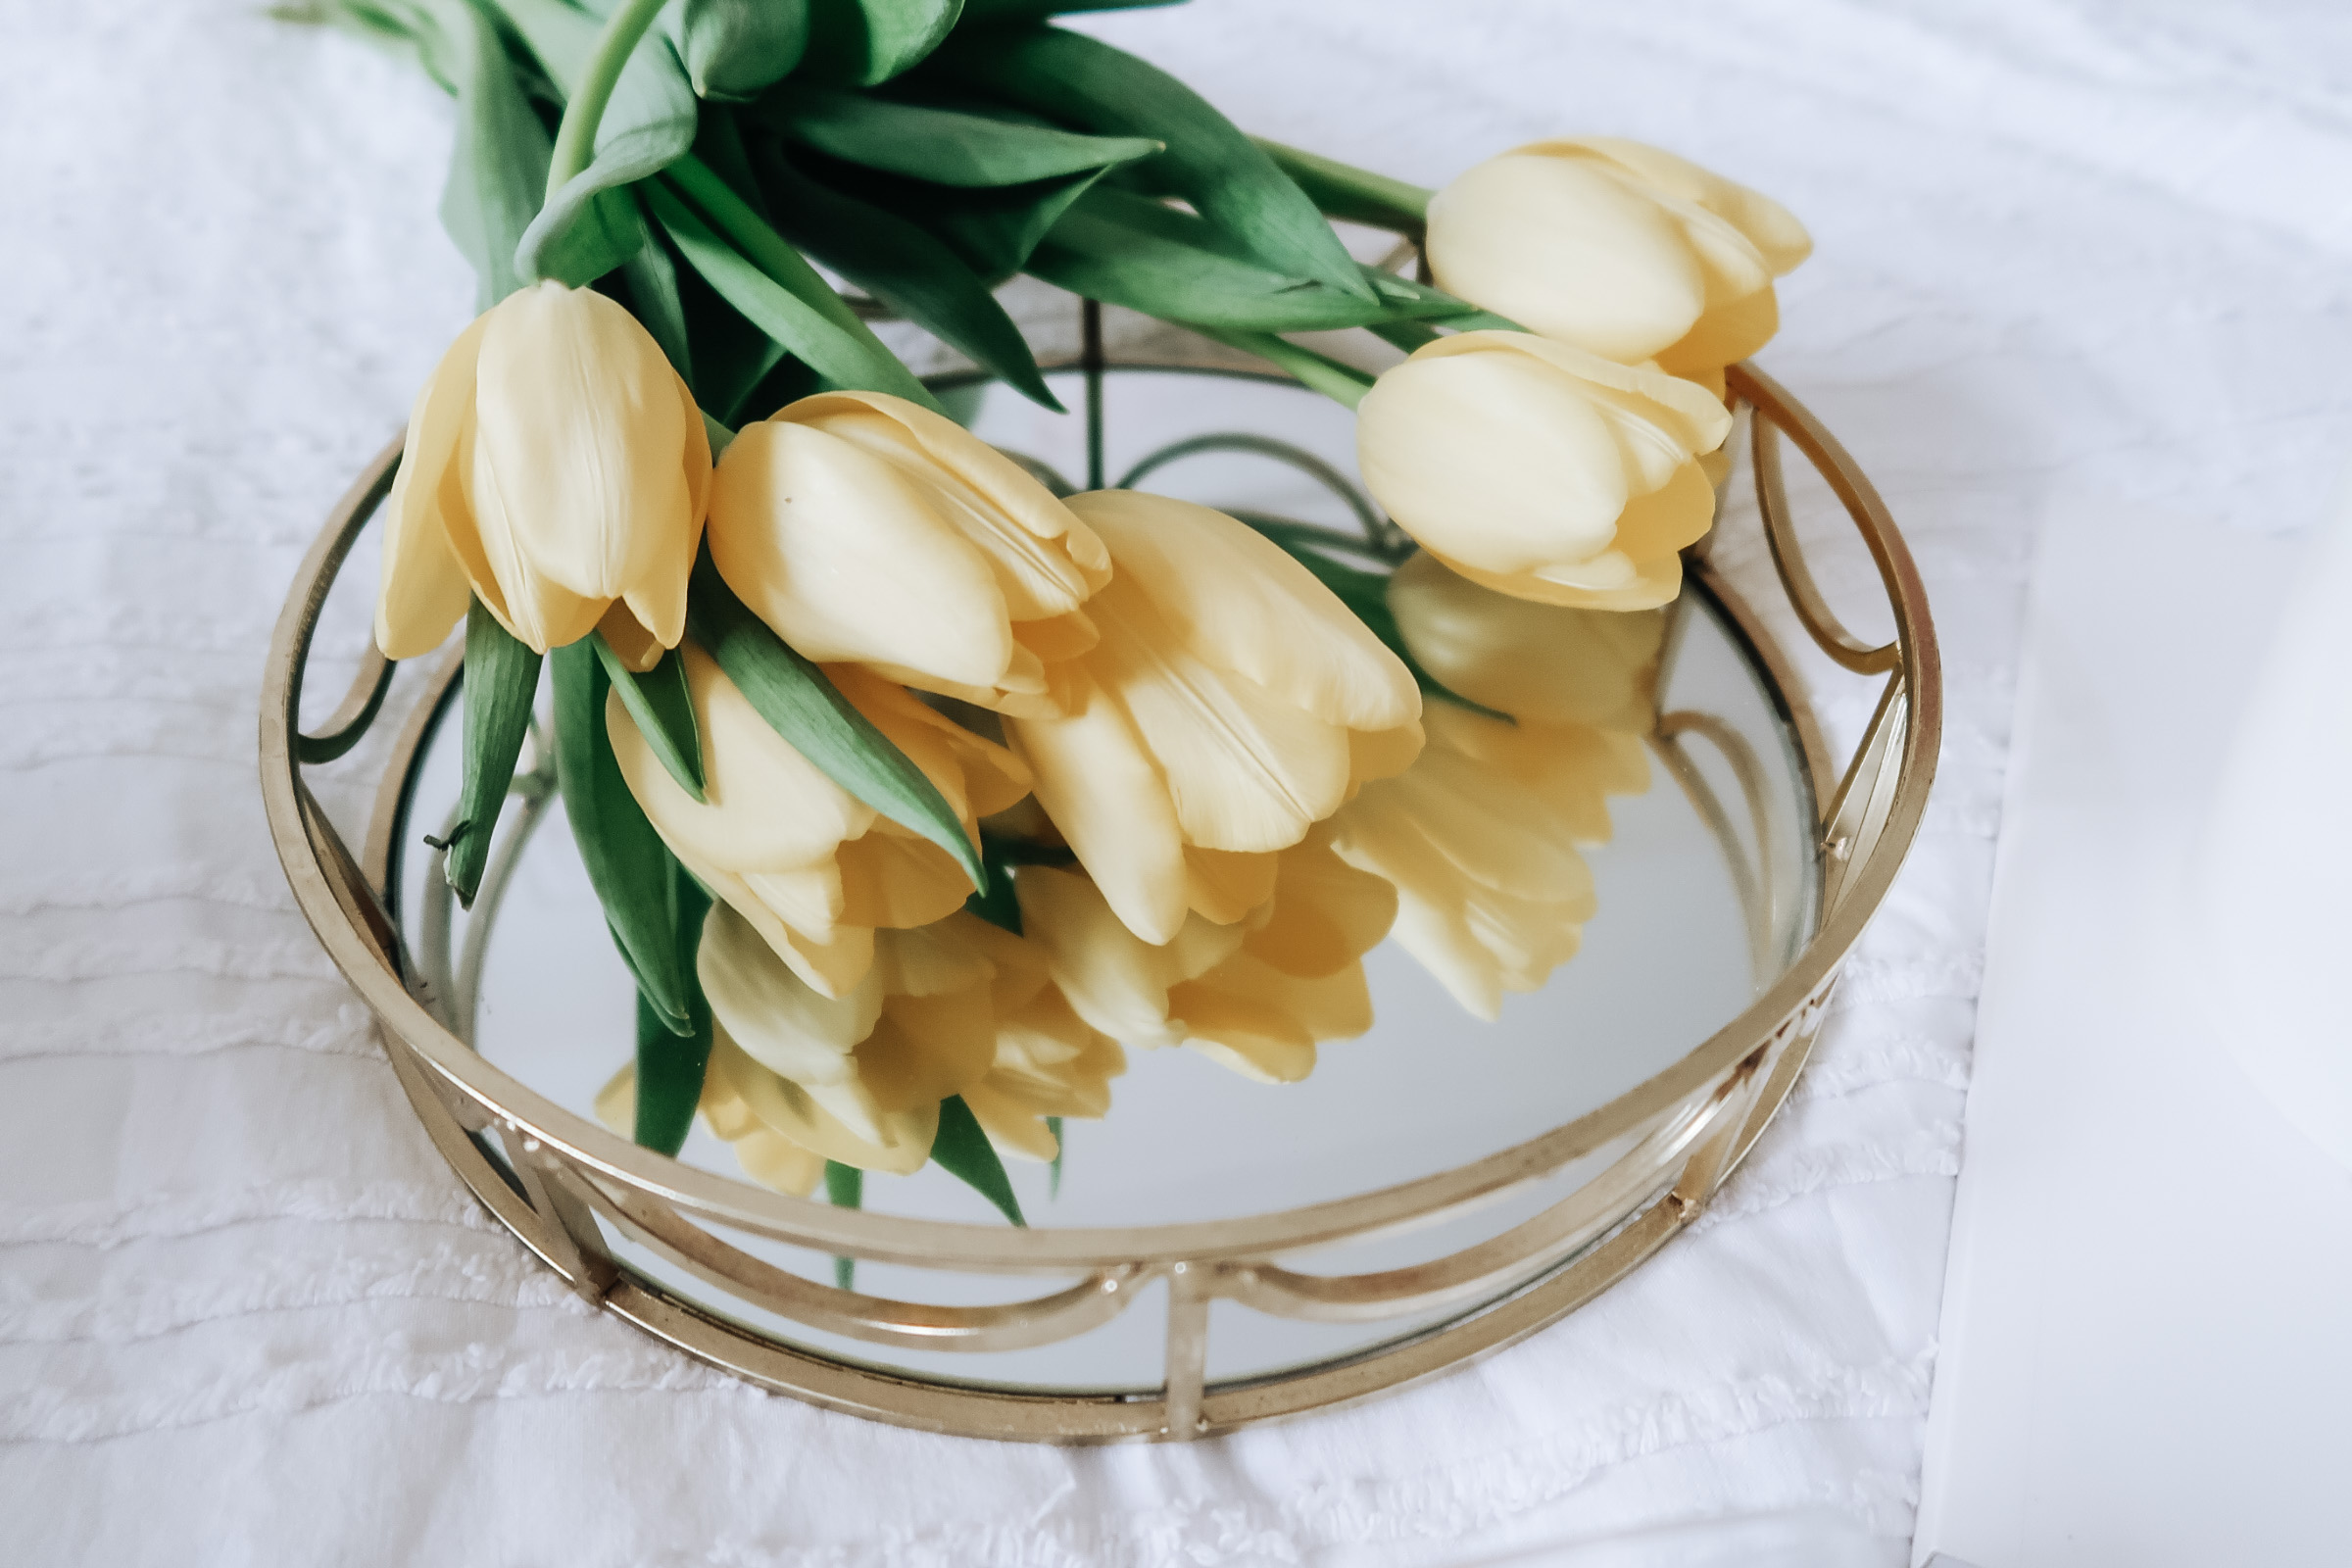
261;342;1938;1444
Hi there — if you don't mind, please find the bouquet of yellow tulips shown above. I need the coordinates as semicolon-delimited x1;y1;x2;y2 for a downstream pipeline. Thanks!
297;0;1809;1224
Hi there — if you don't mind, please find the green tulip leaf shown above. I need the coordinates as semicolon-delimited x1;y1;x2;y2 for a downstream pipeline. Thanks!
550;639;703;1035
504;0;699;286
765;86;1160;187
618;224;696;382
685;559;987;892
925;25;1371;301
631;858;713;1154
647;161;942;410
446;600;543;907
932;1095;1024;1226
824;1160;862;1288
1028;186;1461;332
667;0;809;101
802;0;964;86
760;147;1060;409
592;635;706;802
435;2;555;309
1047;1114;1063;1197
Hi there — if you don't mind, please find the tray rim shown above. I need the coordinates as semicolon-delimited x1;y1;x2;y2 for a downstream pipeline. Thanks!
259;350;1939;1439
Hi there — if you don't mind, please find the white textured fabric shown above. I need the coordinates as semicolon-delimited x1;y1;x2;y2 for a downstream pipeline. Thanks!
6;2;2347;1562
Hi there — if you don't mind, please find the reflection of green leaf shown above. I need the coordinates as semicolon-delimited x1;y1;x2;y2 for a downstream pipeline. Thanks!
687;559;987;890
447;600;542;906
926;24;1371;300
766;86;1158;186
1048;1115;1063;1198
550;640;704;1033
1244;528;1513;724
933;1096;1025;1226
824;1160;862;1289
593;636;705;802
632;860;713;1155
802;0;962;86
760;147;1060;409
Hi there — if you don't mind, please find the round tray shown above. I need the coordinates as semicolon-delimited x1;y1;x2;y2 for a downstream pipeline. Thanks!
262;335;1937;1443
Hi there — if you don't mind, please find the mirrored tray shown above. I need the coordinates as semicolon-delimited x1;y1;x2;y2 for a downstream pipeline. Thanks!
263;337;1938;1443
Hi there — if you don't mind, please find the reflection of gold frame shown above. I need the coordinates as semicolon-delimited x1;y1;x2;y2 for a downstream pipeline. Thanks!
260;344;1938;1444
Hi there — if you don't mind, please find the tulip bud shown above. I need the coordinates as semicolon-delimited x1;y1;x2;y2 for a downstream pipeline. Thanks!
1425;137;1811;381
375;280;710;670
1003;490;1424;947
707;391;1112;716
1357;331;1732;610
608;644;1029;999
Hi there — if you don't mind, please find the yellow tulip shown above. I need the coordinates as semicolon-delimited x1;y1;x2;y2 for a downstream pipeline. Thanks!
1330;559;1663;1017
1425;138;1811;383
1386;552;1668;731
594;905;1124;1187
1331;706;1648;1021
1356;331;1732;611
1004;490;1424;946
696;901;1000;1175
375;279;710;670
608;644;1029;998
1016;827;1396;1083
707;391;1112;716
952;915;1127;1162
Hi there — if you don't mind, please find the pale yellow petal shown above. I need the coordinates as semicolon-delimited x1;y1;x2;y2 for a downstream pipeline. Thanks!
792;391;1111;619
707;417;1015;690
697;902;879;1085
470;282;698;645
611;643;871;873
1005;669;1191;945
1067;490;1420;733
1016;865;1242;1045
375;311;492;660
1087;575;1353;854
711;1032;936;1174
1427;151;1706;362
1390;550;1667;730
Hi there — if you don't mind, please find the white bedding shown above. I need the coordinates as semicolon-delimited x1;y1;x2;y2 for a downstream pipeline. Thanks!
6;2;2347;1562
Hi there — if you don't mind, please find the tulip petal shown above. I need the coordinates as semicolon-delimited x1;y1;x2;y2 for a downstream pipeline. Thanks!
1427;152;1706;362
1007;670;1191;945
376;312;493;660
797;393;1112;617
1017;865;1242;1044
698;902;879;1085
1570;136;1813;276
1066;489;1419;733
471;282;699;630
1390;551;1666;730
712;1033;937;1174
1243;836;1397;980
708;417;1017;690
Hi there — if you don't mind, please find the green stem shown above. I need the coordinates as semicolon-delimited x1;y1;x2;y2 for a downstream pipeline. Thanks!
545;0;674;203
1196;326;1377;410
1256;138;1433;233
